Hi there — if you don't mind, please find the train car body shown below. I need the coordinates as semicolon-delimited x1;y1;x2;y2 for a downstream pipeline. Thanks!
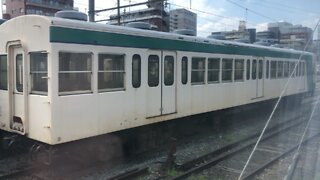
0;15;316;145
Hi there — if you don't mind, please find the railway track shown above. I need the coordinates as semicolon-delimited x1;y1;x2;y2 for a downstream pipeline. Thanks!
168;114;320;179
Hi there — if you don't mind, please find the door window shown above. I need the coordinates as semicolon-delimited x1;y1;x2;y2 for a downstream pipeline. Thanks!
16;54;23;92
148;55;159;87
164;56;174;86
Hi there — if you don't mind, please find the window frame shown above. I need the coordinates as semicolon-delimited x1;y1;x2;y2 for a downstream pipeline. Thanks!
29;52;48;95
270;61;277;79
148;55;160;87
132;54;141;88
207;57;220;84
277;61;284;78
252;59;257;80
164;55;175;86
58;51;93;95
246;59;250;80
221;58;233;83
98;53;126;92
266;60;269;79
0;55;8;90
181;56;188;85
258;59;263;79
16;54;23;93
234;59;244;82
191;57;206;85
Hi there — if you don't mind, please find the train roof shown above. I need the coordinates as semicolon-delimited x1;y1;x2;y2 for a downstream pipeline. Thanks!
0;15;315;60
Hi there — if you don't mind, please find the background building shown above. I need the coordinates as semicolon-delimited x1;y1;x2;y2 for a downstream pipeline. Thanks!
3;0;73;19
109;0;169;32
169;8;197;35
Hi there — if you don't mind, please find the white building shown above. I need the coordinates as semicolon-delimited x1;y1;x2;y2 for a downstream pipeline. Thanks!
169;8;197;35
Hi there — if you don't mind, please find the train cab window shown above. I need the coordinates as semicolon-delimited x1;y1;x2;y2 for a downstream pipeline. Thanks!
132;54;141;88
0;55;7;90
181;56;188;84
208;58;220;83
191;57;205;84
290;62;295;77
283;62;289;78
148;55;159;87
98;54;125;91
266;60;269;79
258;60;263;79
234;59;244;81
30;53;48;94
164;56;174;86
252;59;257;80
246;59;250;80
277;61;283;78
59;52;92;94
16;54;23;92
270;61;277;79
222;58;233;82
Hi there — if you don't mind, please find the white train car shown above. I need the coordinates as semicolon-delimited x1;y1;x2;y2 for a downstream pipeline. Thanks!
0;15;316;145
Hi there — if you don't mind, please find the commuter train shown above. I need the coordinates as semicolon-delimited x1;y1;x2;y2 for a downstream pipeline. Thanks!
0;14;317;146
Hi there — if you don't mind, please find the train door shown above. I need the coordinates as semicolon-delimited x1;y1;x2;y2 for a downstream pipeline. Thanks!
252;58;264;99
146;50;176;118
9;46;26;133
257;59;264;98
161;51;176;115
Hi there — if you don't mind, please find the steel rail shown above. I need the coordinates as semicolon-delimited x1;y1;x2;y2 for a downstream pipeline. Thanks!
242;133;320;180
171;118;309;180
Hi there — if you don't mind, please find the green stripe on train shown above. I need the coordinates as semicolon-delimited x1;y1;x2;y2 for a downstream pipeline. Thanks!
50;26;312;60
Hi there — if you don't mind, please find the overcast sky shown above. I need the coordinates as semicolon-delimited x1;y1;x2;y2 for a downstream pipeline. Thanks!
1;0;319;38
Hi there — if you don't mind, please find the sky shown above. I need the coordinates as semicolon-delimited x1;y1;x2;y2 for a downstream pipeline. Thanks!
1;0;320;38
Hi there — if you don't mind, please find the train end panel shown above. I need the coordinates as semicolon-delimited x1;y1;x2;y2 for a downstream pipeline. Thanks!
0;15;54;144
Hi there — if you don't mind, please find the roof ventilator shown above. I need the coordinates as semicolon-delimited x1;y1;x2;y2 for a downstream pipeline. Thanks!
55;11;88;21
125;22;152;30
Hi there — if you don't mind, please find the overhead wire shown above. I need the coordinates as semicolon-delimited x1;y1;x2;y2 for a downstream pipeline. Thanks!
225;0;278;22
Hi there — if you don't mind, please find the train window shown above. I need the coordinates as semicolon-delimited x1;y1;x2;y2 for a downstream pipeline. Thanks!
164;56;174;86
290;62;295;77
277;61;283;78
252;59;257;80
148;55;159;87
208;58;220;83
301;62;305;76
191;57;205;84
30;53;48;94
266;60;269;79
59;52;92;94
0;55;7;90
234;59;244;81
132;54;141;88
258;60;263;79
246;60;250;80
181;56;188;84
295;61;299;77
16;54;23;92
270;61;277;79
98;54;125;91
222;58;233;82
299;61;303;76
283;62;289;78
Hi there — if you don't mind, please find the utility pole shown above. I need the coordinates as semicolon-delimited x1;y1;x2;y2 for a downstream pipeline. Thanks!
117;0;121;25
88;0;95;22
